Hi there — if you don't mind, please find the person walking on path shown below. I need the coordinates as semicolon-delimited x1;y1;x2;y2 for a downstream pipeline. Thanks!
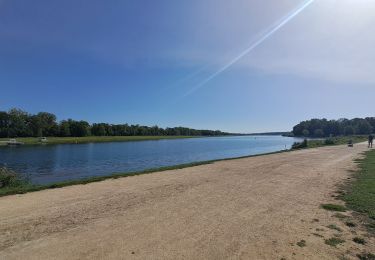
369;134;374;148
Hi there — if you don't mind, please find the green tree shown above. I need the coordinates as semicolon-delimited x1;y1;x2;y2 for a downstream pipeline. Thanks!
314;129;325;137
302;129;310;137
344;126;354;136
7;108;32;137
69;120;91;137
59;120;71;137
0;111;9;138
355;119;372;135
91;123;107;136
365;117;375;133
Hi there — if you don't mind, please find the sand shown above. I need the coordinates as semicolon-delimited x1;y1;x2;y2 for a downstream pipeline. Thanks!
0;143;374;260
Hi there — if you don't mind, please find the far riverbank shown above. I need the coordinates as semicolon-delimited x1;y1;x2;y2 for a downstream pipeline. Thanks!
0;136;196;146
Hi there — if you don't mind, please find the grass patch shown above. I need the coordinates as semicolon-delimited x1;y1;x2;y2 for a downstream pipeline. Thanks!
321;204;347;212
333;213;349;219
296;240;306;247
291;136;367;150
366;222;375;230
327;224;343;232
325;237;345;247
0;167;28;189
353;237;366;245
357;253;375;260
307;136;367;149
344;149;375;220
345;221;356;227
0;136;196;145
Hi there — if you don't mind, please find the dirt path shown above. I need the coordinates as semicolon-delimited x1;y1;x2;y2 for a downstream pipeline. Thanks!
0;143;374;260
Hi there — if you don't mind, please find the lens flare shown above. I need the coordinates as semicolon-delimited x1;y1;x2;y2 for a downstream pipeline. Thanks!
183;0;315;97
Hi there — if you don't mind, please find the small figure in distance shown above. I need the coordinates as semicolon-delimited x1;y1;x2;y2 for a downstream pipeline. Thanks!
347;139;353;147
369;134;374;148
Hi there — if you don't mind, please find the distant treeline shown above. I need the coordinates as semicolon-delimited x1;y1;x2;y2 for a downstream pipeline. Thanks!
0;108;230;138
292;118;375;137
247;132;290;136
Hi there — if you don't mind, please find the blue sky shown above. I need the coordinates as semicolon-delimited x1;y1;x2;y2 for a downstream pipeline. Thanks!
1;0;374;133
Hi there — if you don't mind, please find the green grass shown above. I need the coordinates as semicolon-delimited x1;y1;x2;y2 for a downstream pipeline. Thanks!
357;253;375;260
344;149;375;220
327;224;343;232
321;204;347;212
291;136;367;150
306;136;367;149
0;136;196;145
296;240;306;247
353;237;366;245
0;167;28;189
333;213;349;219
325;237;345;247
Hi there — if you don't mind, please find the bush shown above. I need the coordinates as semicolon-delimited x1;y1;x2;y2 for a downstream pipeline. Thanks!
292;139;308;149
0;167;25;188
324;138;335;145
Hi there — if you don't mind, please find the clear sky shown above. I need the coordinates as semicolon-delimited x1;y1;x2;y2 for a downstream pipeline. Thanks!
0;0;374;133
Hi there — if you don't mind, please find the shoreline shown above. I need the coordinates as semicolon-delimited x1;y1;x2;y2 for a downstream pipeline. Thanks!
1;142;373;259
0;137;367;197
0;148;292;197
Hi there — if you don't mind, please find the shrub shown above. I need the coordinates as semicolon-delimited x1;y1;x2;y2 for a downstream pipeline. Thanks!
292;139;308;149
0;167;25;188
296;240;306;247
324;138;335;145
325;237;345;247
327;224;342;232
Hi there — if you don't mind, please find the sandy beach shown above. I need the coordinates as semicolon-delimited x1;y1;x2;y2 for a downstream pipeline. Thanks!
0;143;374;260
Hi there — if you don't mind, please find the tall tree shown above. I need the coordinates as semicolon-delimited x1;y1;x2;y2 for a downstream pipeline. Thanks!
7;108;32;137
0;111;9;138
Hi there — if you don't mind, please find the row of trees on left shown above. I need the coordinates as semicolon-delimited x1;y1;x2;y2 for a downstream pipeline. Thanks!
0;108;229;138
0;109;91;137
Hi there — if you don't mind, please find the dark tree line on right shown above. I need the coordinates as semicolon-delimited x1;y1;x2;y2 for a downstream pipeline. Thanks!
292;118;375;137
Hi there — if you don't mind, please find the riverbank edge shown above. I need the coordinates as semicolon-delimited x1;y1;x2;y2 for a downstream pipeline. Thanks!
0;136;199;146
315;148;375;259
0;137;367;197
1;149;293;197
342;149;375;231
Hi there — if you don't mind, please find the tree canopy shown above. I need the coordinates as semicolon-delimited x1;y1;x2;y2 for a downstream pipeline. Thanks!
292;118;374;137
0;108;230;138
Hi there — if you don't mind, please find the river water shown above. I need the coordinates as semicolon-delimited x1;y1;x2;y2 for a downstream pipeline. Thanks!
0;135;303;184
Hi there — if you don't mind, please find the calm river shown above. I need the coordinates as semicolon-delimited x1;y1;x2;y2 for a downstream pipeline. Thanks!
0;136;303;184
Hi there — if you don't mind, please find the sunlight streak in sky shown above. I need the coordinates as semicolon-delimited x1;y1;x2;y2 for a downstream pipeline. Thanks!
182;0;315;97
